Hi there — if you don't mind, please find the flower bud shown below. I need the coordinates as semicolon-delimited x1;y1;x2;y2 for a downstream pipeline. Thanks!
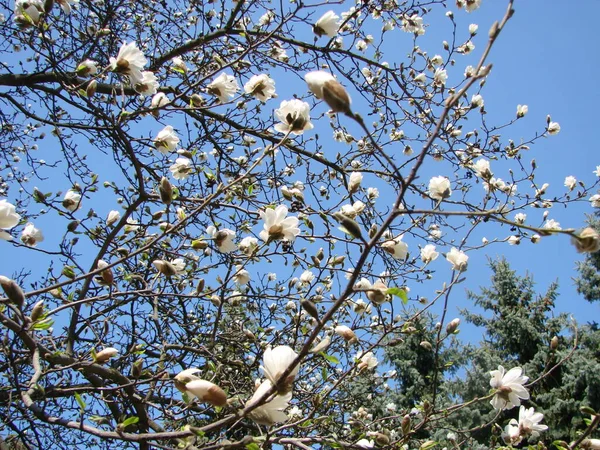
86;80;98;98
0;276;26;308
550;336;559;350
94;347;118;364
446;318;460;334
401;414;411;435
334;325;358;344
152;260;177;277
97;260;114;285
301;299;320;321
131;358;143;378
30;300;45;322
159;177;173;205
572;227;600;253
419;340;433;351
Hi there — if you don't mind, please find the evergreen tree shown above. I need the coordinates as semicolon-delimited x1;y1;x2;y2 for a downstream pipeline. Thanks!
575;214;600;303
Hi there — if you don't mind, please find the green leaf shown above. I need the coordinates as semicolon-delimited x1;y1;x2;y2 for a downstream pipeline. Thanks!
320;352;340;365
387;287;408;304
74;392;86;411
247;184;254;195
120;416;139;428
245;443;260;450
32;317;54;330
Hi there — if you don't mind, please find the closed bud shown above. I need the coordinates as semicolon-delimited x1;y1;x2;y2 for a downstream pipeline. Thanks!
419;340;433;351
446;318;460;334
301;299;320;321
67;220;79;232
30;300;45;322
334;325;358;344
159;177;173;205
86;80;98;97
94;347;118;364
195;279;205;294
0;276;26;308
97;260;114;285
190;94;204;107
369;224;378;238
191;239;208;250
550;336;559;350
62;266;76;279
152;260;177;277
488;20;499;39
244;329;256;340
334;212;363;241
401;414;411;435
374;433;390;446
131;359;143;378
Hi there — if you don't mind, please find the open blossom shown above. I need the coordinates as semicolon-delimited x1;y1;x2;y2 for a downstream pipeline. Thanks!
457;0;482;13
261;346;299;393
489;365;530;410
421;244;439;263
207;72;239;103
305;71;351;114
274;99;314;135
110;42;148;85
152;258;185;277
590;194;600;208
13;0;43;26
517;104;528;118
76;59;98;77
356;351;378;371
63;189;82;212
154;125;180;154
547;121;561;135
313;10;340;37
20;223;44;246
543;219;561;231
259;205;300;243
564;175;577;191
514;213;526;224
401;14;425;35
169;157;193;180
244;74;276;101
335;325;358;343
151;92;170;109
239;236;258;255
446;247;468;271
356;439;375;449
247;380;292;426
381;235;408;260
428;176;452;200
233;266;250;285
471;158;492;179
171;57;187;73
471;94;484;108
134;71;159;95
433;68;447;86
516;405;548;439
0;199;21;240
206;226;237;253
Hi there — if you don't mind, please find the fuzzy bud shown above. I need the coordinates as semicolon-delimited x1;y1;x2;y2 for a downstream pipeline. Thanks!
159;177;173;205
0;276;26;308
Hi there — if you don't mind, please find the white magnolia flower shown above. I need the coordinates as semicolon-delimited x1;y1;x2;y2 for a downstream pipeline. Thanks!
56;0;78;14
471;158;492;179
335;325;358;343
305;71;352;114
154;125;180;154
471;94;484;108
0;199;21;240
414;72;427;83
171;57;187;73
233;266;250;285
20;223;44;246
367;187;379;200
247;380;292;426
274;99;314;135
244;74;276;102
169;157;193;180
458;40;475;54
76;59;98;76
515;405;548;439
206;226;237;253
469;23;478;34
300;270;315;285
261;345;300;392
508;235;520;246
457;0;482;13
356;351;378;371
152;258;185;276
401;14;425;35
433;68;447;86
151;92;170;109
381;235;408;260
63;189;82;212
13;0;43;26
94;347;118;364
258;10;275;26
564;176;577;191
489;365;530;410
517;104;528;118
594;166;600;177
355;39;368;52
582;439;600;449
259;205;300;242
428;176;452;200
348;171;363;193
446;247;468;271
420;244;439;263
134;71;159;95
110;42;148;85
543;219;561;231
239;236;259;255
501;422;521;446
547;121;560;135
590;194;600;208
430;55;443;66
514;213;526;224
207;72;239;103
313;10;340;37
174;369;228;407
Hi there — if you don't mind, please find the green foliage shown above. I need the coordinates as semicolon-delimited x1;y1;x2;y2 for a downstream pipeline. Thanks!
575;214;600;304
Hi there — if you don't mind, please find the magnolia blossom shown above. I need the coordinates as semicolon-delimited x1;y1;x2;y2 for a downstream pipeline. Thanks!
233;266;250;285
247;380;292;426
590;194;600;208
446;248;468;271
94;347;118;364
489;365;530;410
207;72;239;103
169;157;193;180
206;226;237;253
13;0;43;26
516;405;548;439
313;10;340;37
356;439;375;449
152;258;185;277
239;236;259;255
300;270;315;284
0;199;21;240
471;158;492;179
259;205;300;243
501;422;521;446
274;99;314;135
244;74;276;101
63;189;82;212
348;171;363;193
20;223;44;246
171;57;187;73
428;176;452;200
471;94;484;108
517;104;528;118
381;235;408;260
356;351;378;371
110;42;148;85
457;0;482;13
261;345;299;393
401;14;425;35
335;325;358;343
174;369;227;407
134;71;159;95
514;213;526;224
76;59;98;77
543;219;561;231
154;125;180;154
56;0;79;15
433;68;447;87
572;227;600;253
547;121;560;135
304;71;351;114
151;92;170;109
420;244;439;263
564;175;577;191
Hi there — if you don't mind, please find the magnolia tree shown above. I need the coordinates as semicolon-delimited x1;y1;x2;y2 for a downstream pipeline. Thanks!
1;0;599;448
